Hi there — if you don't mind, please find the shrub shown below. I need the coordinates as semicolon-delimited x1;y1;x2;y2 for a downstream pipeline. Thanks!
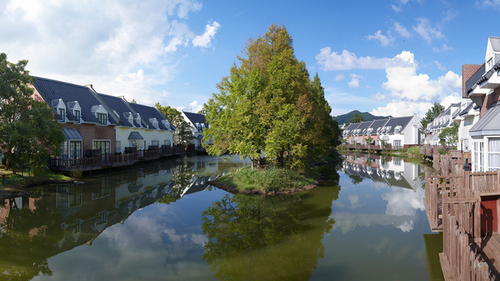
407;146;421;157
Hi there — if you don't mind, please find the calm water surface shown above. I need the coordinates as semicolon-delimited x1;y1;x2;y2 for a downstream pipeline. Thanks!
0;154;442;280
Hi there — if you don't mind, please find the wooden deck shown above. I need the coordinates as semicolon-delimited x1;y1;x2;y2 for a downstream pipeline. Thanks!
425;151;500;280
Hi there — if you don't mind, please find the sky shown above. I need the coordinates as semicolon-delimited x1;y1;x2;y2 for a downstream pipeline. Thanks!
1;0;499;118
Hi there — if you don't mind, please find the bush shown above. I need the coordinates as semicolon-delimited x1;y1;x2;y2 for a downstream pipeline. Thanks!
232;166;314;192
407;146;421;157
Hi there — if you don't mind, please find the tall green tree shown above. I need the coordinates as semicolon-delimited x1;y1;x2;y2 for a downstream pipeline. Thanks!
420;102;444;132
155;103;194;147
347;112;366;125
0;53;64;174
439;122;459;148
203;24;336;169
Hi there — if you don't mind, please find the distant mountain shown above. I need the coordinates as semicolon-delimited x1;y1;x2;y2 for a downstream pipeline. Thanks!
333;110;392;126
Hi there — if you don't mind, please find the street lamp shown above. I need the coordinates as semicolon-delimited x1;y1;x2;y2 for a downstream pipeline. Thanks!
463;147;470;171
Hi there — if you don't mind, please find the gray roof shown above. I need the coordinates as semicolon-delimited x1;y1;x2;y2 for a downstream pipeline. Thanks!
470;104;500;136
130;103;174;131
183;112;207;132
99;94;138;127
459;102;474;116
381;116;413;134
343;122;360;136
32;77;118;125
465;64;486;95
367;119;389;135
355;121;373;135
490;36;500;52
62;128;83;140
128;132;144;140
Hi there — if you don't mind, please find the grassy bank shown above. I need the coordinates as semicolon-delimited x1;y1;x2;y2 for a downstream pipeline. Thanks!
210;151;342;195
0;169;73;198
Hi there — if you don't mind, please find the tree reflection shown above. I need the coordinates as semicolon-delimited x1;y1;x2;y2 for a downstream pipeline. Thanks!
201;173;340;280
0;196;64;280
158;160;196;205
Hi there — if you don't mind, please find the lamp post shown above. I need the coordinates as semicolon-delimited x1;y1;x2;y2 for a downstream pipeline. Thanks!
463;147;470;171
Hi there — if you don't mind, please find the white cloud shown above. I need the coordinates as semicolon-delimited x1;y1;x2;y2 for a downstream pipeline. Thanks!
192;21;221;48
348;74;364;88
393;22;412;38
316;48;410;71
391;0;410;12
434;61;446;71
413;17;443;44
371;101;434;118
0;0;213;109
477;0;500;8
370;93;388;101
433;44;454;53
367;30;395;47
440;93;461;108
334;74;346;81
188;100;204;112
382;51;461;102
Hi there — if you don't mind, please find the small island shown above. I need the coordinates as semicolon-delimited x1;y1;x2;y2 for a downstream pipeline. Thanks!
203;24;342;195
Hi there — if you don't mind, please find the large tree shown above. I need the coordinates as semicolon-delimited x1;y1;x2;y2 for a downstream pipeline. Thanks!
420;102;444;132
155;103;194;147
0;53;64;174
203;24;336;169
347;112;366;125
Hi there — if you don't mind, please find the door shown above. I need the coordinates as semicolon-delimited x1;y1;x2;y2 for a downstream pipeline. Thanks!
481;196;498;236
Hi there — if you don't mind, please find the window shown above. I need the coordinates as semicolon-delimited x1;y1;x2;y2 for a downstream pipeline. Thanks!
479;141;485;172
69;141;82;159
93;140;110;161
116;141;121;153
394;140;401;147
164;140;171;146
473;142;478;172
488;138;500;171
464;117;473;126
74;110;80;123
151;140;159;146
58;108;65;121
97;113;107;125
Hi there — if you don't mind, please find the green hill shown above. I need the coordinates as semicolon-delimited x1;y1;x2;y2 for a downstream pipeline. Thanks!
333;110;391;125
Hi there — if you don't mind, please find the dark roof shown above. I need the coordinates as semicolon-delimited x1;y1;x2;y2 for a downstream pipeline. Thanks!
470;103;500;136
130;103;174;131
128;132;144;140
32;77;118;125
366;119;389;135
381;116;413;134
62;128;83;140
98;94;137;127
465;64;486;95
343;122;360;136
355;121;373;135
183;111;207;124
459;102;474;116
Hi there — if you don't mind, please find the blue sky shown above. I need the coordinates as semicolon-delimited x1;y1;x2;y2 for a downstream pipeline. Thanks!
1;0;499;118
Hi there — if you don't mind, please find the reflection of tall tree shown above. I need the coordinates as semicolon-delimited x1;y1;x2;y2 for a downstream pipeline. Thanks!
158;161;195;205
201;171;340;280
0;196;64;280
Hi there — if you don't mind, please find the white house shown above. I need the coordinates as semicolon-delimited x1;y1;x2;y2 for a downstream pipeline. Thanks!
181;111;209;150
378;115;420;148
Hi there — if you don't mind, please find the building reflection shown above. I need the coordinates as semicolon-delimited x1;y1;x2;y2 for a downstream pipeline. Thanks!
0;156;242;280
341;152;421;190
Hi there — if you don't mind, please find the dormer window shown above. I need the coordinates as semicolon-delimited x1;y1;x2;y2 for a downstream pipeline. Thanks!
488;58;493;71
58;108;65;122
394;126;402;134
75;110;80;123
97;113;107;125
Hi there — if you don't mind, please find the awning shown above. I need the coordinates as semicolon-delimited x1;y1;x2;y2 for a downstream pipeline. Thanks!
128;131;144;140
381;136;390;141
470;104;500;137
62;128;83;140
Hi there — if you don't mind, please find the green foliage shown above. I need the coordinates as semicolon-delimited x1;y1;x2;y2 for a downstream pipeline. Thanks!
347;112;366;125
70;170;82;179
438;122;458;148
228;166;315;192
155;103;194;147
0;53;65;174
407;146;421;157
203;24;337;169
420;102;444;132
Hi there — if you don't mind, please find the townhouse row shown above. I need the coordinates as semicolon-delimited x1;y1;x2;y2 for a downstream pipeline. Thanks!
342;115;420;149
31;76;208;171
424;36;500;172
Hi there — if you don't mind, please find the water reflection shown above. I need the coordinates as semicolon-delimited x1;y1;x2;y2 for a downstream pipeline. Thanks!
334;153;425;233
201;169;341;280
0;155;248;281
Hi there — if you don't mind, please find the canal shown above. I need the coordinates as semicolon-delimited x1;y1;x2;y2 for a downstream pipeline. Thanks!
0;153;443;280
